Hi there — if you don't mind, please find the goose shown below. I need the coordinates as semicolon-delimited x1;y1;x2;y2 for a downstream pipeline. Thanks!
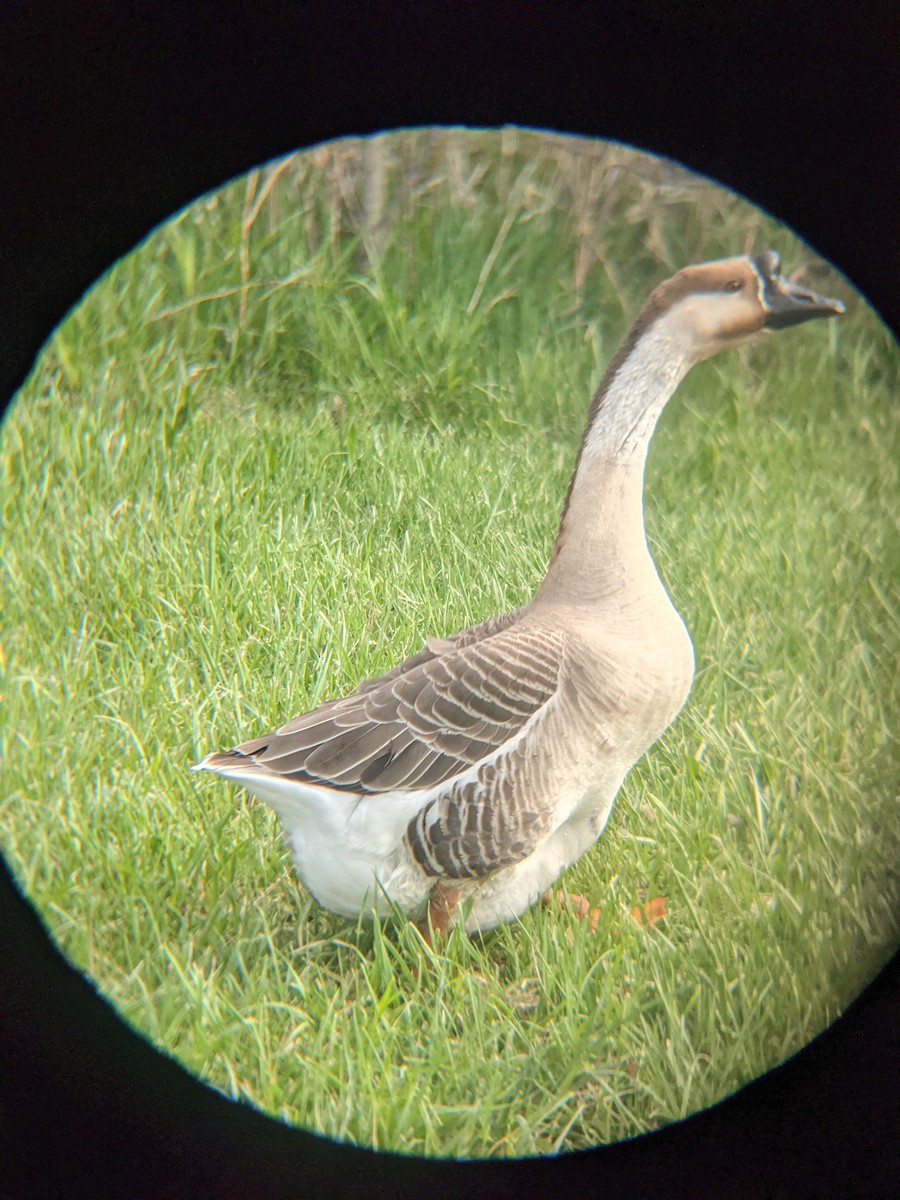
194;249;844;936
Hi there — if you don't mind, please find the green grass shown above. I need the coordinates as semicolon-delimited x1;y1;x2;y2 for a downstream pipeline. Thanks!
2;131;898;1157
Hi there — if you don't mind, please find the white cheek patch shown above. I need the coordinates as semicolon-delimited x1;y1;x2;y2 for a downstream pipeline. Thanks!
675;293;751;342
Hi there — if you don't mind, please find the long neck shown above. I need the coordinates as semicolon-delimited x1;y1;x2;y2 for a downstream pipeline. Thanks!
534;317;694;607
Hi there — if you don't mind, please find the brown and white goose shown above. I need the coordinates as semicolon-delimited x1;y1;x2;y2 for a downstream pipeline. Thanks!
194;250;844;934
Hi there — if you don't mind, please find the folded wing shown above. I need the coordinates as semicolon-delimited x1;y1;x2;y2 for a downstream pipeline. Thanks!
207;616;562;801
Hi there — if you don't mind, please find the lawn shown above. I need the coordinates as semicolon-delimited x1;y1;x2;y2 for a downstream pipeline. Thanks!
2;130;898;1157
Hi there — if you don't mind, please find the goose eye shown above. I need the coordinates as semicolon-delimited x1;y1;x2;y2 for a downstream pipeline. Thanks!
724;279;743;293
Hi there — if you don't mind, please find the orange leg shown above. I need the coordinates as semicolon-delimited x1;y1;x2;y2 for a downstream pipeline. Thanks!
542;889;601;933
417;883;460;945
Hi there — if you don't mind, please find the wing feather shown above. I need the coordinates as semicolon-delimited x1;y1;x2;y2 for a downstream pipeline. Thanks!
222;617;565;796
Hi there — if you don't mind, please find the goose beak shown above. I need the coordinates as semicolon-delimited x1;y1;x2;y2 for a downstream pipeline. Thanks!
759;260;846;330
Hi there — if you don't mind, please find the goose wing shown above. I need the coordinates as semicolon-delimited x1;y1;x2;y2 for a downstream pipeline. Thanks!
353;606;526;695
203;616;562;800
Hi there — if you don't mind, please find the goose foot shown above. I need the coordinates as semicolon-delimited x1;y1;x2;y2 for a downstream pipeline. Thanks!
416;883;460;946
542;889;601;933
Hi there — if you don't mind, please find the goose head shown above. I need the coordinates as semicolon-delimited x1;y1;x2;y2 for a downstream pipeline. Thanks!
647;249;846;363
